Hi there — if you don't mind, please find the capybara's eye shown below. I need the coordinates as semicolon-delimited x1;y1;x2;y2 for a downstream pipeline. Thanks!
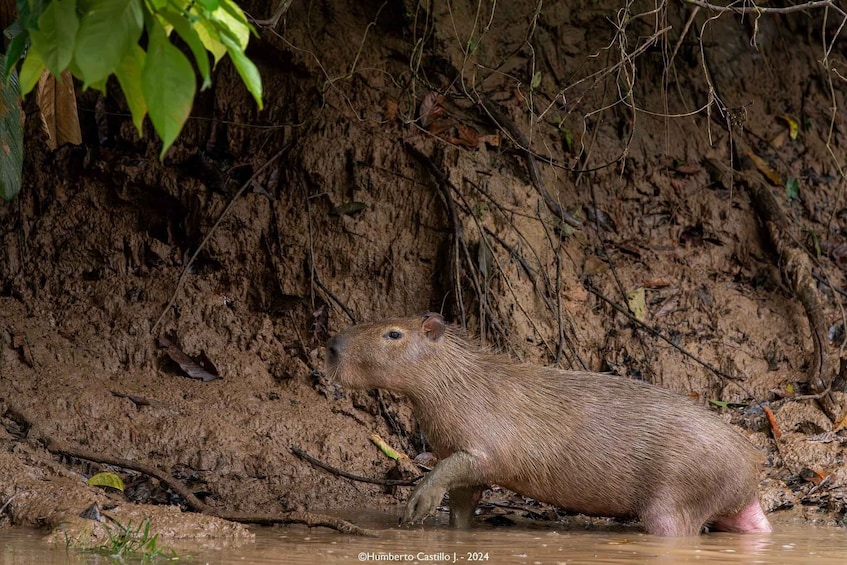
384;330;403;340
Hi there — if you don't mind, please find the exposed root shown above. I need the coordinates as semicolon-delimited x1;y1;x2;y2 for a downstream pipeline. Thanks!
45;440;377;537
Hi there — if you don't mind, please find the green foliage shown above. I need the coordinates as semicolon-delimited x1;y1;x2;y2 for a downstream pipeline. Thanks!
82;518;181;561
2;0;263;166
530;71;542;91
0;58;24;201
785;177;800;201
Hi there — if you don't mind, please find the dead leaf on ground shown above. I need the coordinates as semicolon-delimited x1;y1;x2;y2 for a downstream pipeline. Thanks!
626;287;646;322
655;295;679;318
741;149;782;186
673;163;702;175
419;92;444;128
384;97;399;122
11;334;34;367
820;241;847;271
764;405;782;439
584;206;617;232
776;114;799;141
834;411;847;432
158;336;221;382
642;276;671;289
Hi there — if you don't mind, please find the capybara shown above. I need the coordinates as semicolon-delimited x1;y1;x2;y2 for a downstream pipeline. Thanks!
324;313;772;536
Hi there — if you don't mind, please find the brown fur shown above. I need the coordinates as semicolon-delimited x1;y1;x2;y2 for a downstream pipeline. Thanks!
325;313;772;536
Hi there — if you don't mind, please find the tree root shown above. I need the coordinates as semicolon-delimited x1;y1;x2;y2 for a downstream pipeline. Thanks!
736;143;844;423
45;440;377;537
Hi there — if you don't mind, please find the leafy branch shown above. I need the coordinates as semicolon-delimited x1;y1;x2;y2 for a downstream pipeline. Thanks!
3;0;263;162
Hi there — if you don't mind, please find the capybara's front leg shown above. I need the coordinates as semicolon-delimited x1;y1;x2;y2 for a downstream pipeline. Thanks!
448;485;484;528
402;451;482;525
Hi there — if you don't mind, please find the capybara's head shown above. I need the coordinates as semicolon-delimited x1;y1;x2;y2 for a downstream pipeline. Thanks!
325;313;448;392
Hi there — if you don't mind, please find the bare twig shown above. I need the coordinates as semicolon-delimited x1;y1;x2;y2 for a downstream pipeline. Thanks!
684;0;839;15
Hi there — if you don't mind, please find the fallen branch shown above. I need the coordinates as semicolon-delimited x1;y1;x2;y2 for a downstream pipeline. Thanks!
45;440;376;536
291;446;419;487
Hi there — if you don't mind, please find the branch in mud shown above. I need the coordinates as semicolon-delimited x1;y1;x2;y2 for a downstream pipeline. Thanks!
44;440;376;537
291;446;420;487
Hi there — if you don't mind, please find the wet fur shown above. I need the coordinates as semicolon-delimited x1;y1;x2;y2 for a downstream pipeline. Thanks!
325;314;771;536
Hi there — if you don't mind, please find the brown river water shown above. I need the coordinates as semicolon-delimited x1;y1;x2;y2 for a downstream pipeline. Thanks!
1;515;845;564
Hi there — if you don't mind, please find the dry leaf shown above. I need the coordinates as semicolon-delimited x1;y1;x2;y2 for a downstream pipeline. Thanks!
11;334;34;367
158;336;221;382
419;92;444;128
642;276;671;289
655;295;679;318
479;131;501;147
427;118;452;136
673;163;702;175
776;114;799;140
36;70;82;151
742;150;782;186
384;97;399;122
763;405;782;439
626;287;647;322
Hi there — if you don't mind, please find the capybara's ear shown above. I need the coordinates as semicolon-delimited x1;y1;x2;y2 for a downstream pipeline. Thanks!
421;312;445;340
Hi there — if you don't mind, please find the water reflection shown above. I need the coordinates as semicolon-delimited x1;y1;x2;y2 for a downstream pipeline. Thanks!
1;515;845;564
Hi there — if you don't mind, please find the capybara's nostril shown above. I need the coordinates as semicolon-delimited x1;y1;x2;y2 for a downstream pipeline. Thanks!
326;336;340;365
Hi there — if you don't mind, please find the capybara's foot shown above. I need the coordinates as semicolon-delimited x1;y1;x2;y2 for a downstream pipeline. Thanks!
711;498;772;533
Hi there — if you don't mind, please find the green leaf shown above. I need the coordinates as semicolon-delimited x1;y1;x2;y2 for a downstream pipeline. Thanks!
218;0;251;30
196;0;220;10
530;71;542;90
209;1;250;49
0;59;24;200
142;19;196;158
3;31;30;82
17;0;51;26
74;0;144;85
219;32;263;109
114;44;147;135
785;177;799;201
87;472;125;492
30;0;79;76
709;399;747;409
195;18;227;65
19;50;46;96
159;8;211;89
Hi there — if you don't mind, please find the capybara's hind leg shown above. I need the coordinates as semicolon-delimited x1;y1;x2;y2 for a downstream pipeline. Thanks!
711;498;772;533
448;486;483;528
641;502;702;536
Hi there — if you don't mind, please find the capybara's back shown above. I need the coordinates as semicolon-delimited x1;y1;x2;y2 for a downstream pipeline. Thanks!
325;313;772;535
